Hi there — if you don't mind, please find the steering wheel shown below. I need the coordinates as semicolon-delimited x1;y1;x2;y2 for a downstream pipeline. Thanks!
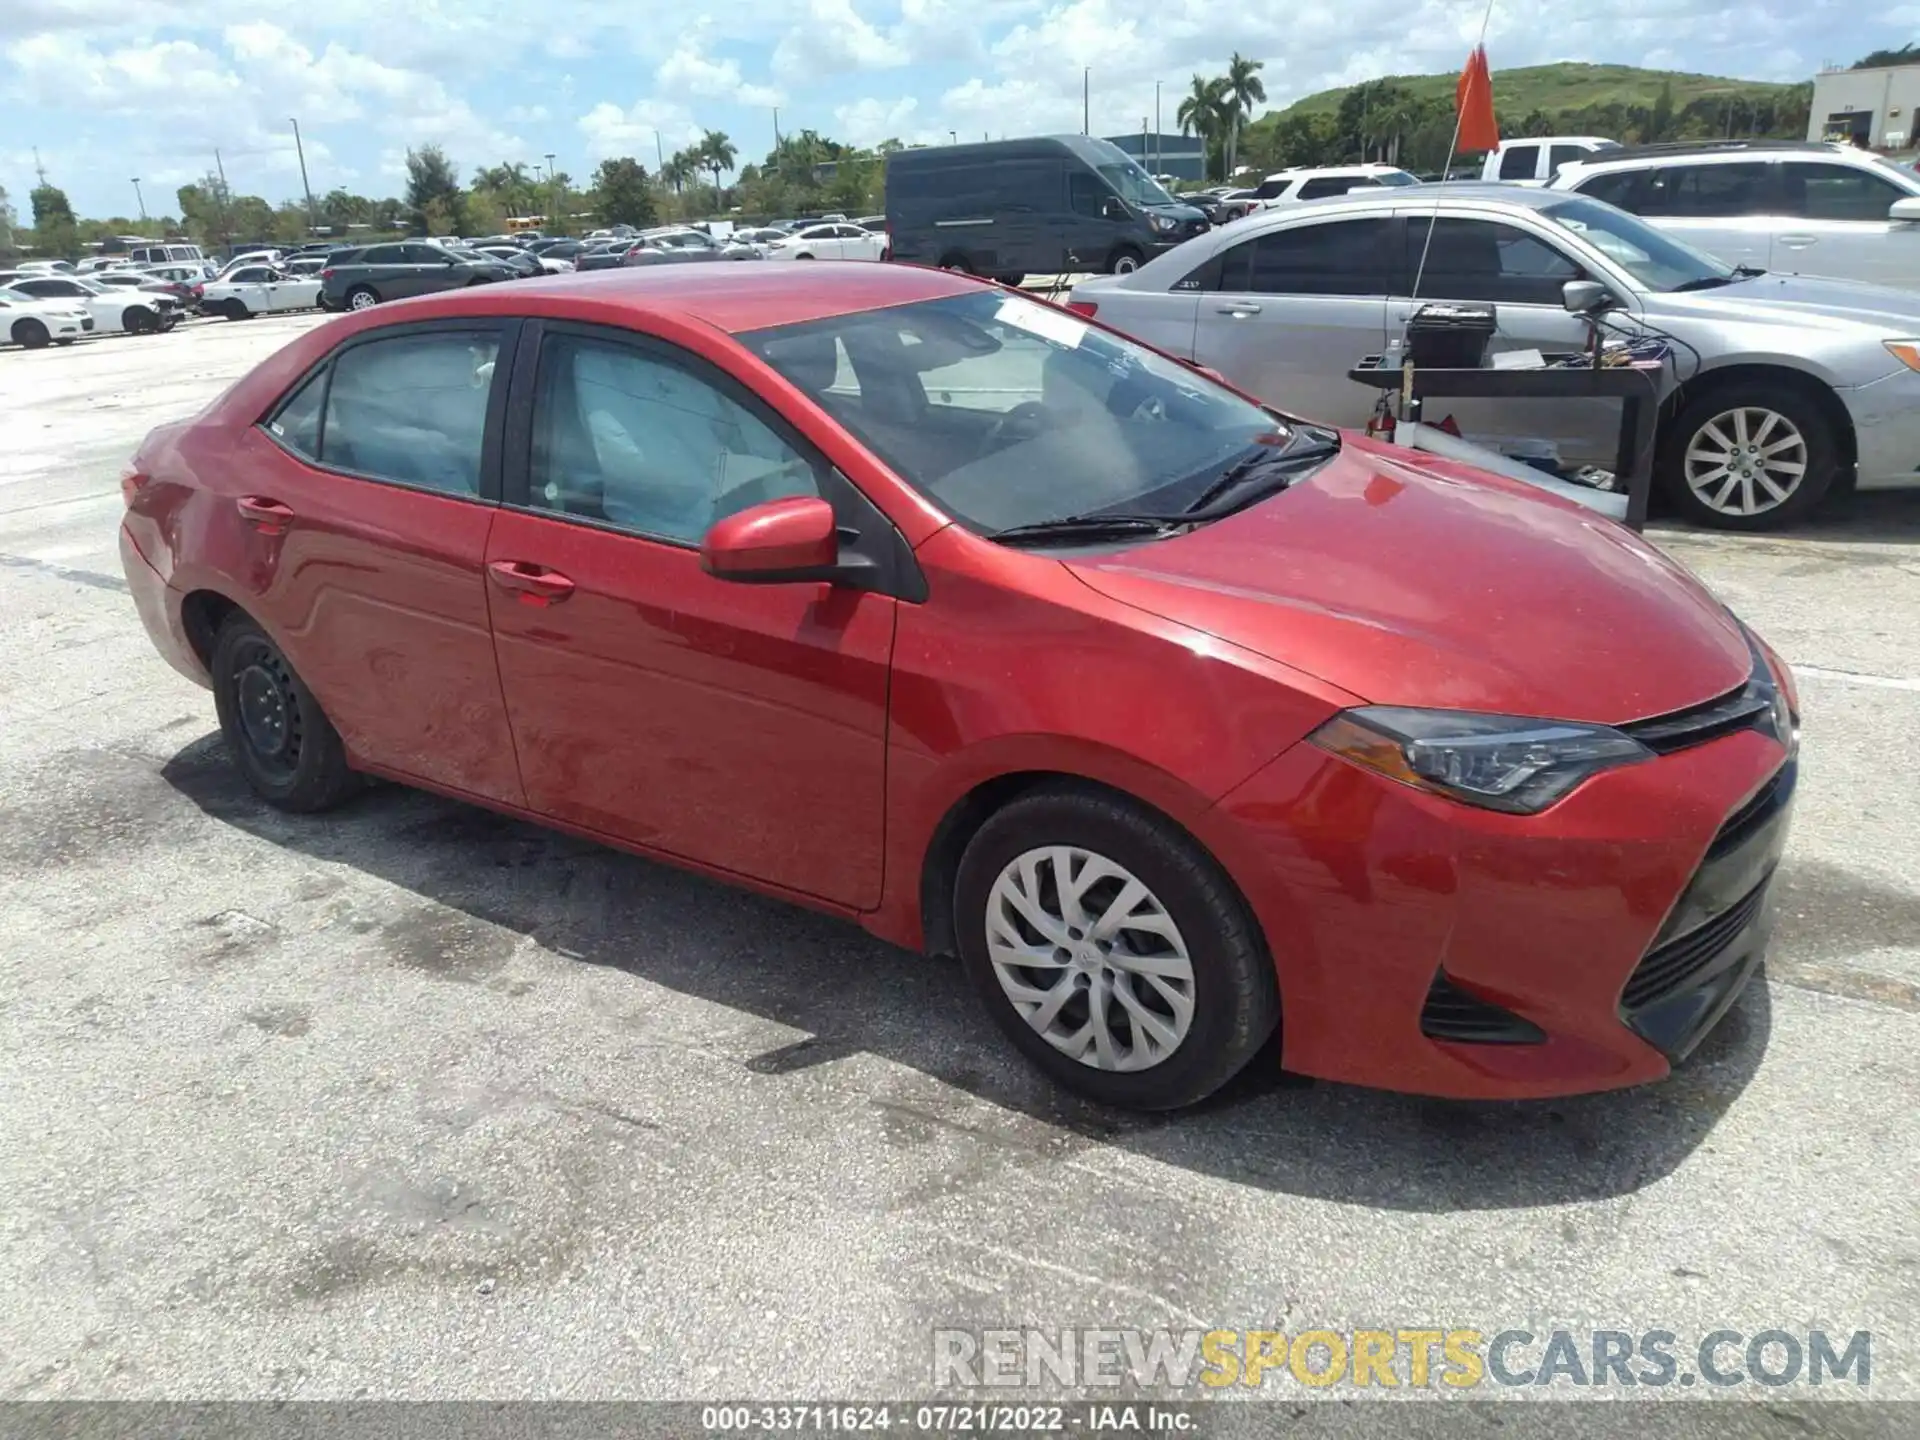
976;401;1049;458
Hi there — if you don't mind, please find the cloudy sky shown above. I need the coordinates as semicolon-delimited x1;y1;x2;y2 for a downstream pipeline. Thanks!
1;0;1911;220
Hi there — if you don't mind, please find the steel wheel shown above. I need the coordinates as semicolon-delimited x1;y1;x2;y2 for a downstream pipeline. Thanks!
229;635;305;780
985;845;1196;1072
1683;406;1807;519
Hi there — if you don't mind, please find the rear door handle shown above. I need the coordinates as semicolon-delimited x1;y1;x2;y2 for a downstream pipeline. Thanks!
1216;302;1262;315
236;495;295;534
488;559;577;605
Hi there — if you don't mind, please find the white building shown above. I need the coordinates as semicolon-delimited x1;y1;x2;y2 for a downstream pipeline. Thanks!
1809;63;1920;149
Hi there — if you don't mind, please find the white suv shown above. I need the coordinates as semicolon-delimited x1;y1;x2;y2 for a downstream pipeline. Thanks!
1219;165;1419;221
1551;140;1920;290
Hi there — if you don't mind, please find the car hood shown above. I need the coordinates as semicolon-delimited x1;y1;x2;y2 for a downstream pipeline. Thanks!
1654;271;1920;336
1066;435;1751;725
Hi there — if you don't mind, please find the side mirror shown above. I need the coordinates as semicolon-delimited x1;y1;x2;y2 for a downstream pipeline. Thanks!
701;496;840;584
1890;197;1920;222
1562;279;1611;314
1101;196;1128;221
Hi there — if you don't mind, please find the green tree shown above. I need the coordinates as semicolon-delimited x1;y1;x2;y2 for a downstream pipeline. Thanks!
1649;80;1675;142
697;130;737;207
1853;44;1920;69
1223;52;1267;178
1177;75;1233;180
405;144;466;233
472;161;539;219
0;183;19;259
29;183;80;260
591;157;659;228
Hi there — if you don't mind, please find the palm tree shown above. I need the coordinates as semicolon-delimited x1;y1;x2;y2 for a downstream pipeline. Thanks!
1177;75;1232;182
1223;53;1266;180
661;151;690;195
697;130;736;207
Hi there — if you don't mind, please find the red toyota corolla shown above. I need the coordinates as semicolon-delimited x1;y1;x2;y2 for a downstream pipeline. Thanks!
119;264;1797;1110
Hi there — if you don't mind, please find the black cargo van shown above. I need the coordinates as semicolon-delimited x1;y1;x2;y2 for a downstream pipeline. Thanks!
884;135;1209;282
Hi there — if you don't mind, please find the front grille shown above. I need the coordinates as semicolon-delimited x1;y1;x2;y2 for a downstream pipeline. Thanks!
1711;762;1793;860
1622;877;1770;1011
1622;681;1771;755
82;318;95;331
1420;972;1545;1045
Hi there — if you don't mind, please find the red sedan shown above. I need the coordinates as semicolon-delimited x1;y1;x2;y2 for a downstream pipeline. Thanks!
119;264;1797;1110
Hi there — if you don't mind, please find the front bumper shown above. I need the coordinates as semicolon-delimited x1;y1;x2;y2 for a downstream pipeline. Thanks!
1215;721;1792;1099
1841;366;1920;490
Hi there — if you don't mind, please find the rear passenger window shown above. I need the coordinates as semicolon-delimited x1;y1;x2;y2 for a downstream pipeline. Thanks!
1639;163;1770;218
318;332;499;495
1297;176;1363;200
1218;218;1397;295
1498;146;1539;181
1573;169;1643;209
265;371;327;459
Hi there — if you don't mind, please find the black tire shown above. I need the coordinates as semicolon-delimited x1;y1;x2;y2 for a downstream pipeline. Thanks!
345;285;380;311
13;319;49;349
229;302;254;320
939;253;975;274
1107;247;1145;275
53;338;75;346
1658;382;1839;531
210;613;361;813
794;252;817;260
998;272;1027;287
953;785;1279;1110
122;307;152;335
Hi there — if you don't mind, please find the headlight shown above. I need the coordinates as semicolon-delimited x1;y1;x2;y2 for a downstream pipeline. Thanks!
1149;213;1177;233
1310;707;1653;814
1885;340;1920;372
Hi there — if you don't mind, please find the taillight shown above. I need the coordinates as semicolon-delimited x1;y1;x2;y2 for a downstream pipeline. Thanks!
320;267;334;280
190;283;204;298
120;463;150;508
1066;300;1097;317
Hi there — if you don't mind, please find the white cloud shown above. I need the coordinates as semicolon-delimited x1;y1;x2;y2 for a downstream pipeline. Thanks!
577;99;703;162
772;0;909;79
656;40;784;108
833;95;920;146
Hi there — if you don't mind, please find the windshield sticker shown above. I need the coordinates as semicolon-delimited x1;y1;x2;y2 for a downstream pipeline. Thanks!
993;295;1085;350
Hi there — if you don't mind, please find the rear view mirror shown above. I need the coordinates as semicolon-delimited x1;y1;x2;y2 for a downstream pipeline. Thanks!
701;496;840;584
1890;197;1920;222
1562;279;1611;314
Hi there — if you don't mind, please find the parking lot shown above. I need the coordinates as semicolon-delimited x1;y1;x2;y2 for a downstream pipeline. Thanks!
1;315;1917;1416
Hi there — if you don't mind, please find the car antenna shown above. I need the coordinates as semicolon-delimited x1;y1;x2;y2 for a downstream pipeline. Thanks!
1408;0;1498;307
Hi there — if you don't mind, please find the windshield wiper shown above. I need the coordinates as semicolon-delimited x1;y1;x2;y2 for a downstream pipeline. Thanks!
1179;432;1340;516
1670;275;1737;292
989;513;1187;546
1732;264;1767;277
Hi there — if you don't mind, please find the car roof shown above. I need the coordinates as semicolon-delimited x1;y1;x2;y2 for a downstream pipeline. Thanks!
1257;182;1564;214
375;261;980;334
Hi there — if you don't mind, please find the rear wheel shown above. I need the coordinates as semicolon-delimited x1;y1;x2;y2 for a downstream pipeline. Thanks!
1107;247;1145;275
53;338;75;346
210;613;361;813
345;285;379;311
953;787;1279;1110
12;319;49;349
1659;383;1838;531
939;253;975;275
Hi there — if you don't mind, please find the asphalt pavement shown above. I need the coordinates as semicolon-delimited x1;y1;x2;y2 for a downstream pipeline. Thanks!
0;314;1915;1428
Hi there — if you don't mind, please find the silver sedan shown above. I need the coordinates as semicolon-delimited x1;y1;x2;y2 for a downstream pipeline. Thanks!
1069;183;1920;530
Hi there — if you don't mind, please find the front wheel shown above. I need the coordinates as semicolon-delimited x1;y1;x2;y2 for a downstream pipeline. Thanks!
13;319;49;349
954;787;1279;1110
54;338;75;347
1107;247;1145;275
210;613;361;813
123;307;154;335
226;302;252;321
1659;384;1838;531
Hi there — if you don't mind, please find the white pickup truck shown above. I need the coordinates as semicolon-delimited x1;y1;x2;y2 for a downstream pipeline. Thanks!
1480;136;1620;186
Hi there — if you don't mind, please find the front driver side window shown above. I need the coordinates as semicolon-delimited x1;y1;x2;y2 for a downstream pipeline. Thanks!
527;333;820;545
1408;217;1579;305
1069;172;1109;218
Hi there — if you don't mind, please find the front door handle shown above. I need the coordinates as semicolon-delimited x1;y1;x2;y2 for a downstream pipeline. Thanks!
236;495;295;534
488;559;576;606
1216;302;1262;316
1777;233;1816;249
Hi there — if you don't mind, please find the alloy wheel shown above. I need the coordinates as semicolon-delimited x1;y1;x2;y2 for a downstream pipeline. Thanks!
984;846;1196;1072
348;290;377;311
1683;407;1807;518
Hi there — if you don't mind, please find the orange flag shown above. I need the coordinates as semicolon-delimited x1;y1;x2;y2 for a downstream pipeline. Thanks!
1456;45;1499;153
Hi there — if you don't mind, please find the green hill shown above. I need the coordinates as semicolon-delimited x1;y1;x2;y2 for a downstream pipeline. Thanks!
1273;61;1803;121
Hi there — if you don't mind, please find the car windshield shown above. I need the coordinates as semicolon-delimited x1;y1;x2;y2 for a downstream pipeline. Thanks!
75;279;109;294
1097;161;1178;208
740;290;1291;537
1375;169;1420;187
1539;194;1737;291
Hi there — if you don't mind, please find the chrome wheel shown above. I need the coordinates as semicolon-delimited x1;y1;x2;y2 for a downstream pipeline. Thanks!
1683;407;1807;518
984;846;1196;1072
347;289;377;311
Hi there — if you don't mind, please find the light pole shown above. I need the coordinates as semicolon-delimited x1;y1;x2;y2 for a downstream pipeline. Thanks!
290;117;317;233
130;178;147;222
948;130;957;144
1083;68;1090;135
545;152;559;235
1154;81;1162;175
